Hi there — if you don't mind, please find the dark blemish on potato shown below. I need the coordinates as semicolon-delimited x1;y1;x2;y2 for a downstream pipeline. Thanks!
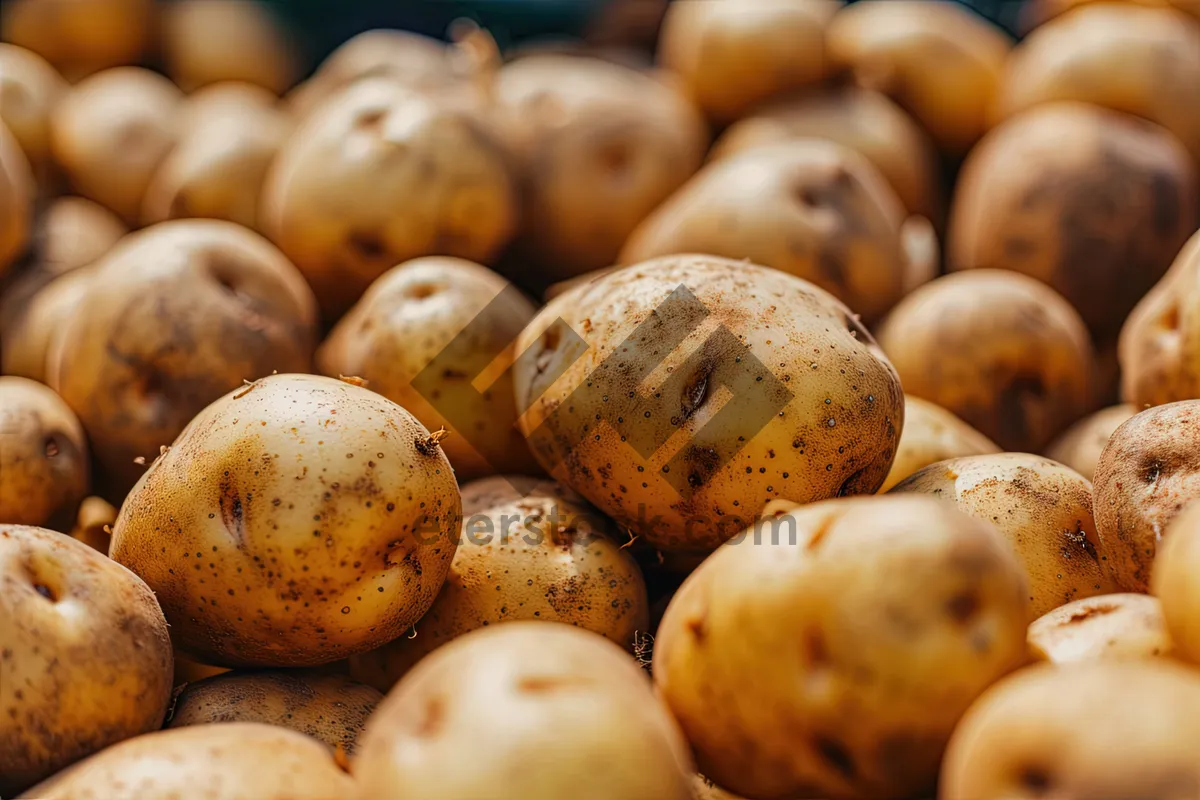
814;735;857;780
996;374;1045;449
805;629;829;665
1149;170;1181;236
33;583;56;601
836;467;871;498
414;695;445;738
1064;603;1119;625
686;612;707;644
346;231;387;262
1143;460;1163;485
1020;765;1053;793
946;591;981;624
680;367;711;420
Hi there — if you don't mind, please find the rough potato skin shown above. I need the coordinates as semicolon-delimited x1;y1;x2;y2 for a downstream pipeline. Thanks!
0;117;33;279
110;374;462;667
1153;500;1200;666
512;255;904;552
653;495;1029;799
879;396;1000;493
878;270;1094;452
1046;403;1136;482
940;661;1200;799
0;525;173;797
355;623;695;800
318;257;540;481
1028;593;1171;664
0;43;67;177
0;0;154;82
166;671;382;753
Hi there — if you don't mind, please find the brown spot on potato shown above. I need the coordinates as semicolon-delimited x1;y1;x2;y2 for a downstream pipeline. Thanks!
946;591;981;624
814;735;856;780
995;374;1045;451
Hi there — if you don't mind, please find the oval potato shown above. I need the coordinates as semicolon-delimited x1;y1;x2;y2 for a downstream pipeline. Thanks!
1045;404;1136;482
162;0;299;94
0;43;67;178
879;396;1000;493
1152;500;1200;667
1028;593;1172;664
0;0;154;82
0;115;33;278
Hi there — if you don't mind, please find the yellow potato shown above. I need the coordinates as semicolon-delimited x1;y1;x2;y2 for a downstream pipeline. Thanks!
879;396;1000;492
1153;500;1200;666
162;0;299;94
654;495;1029;799
66;496;116;554
23;195;126;279
1022;0;1200;29
1045;403;1136;482
1;267;94;383
0;117;33;278
458;474;547;516
0;0;155;82
0;44;67;178
1028;593;1172;664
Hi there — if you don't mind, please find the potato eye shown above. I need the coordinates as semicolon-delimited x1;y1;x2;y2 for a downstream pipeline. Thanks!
44;435;60;458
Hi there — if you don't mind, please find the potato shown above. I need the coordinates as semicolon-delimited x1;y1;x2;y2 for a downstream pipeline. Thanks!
711;87;942;224
349;478;649;691
1092;401;1200;593
0;0;154;82
1028;593;1172;664
0;524;173;797
162;0;299;94
879;396;1000;493
23;195;126;279
940;661;1200;798
512;255;904;552
0;44;66;178
656;0;839;124
355;622;695;799
1153;500;1200;666
948;103;1198;342
654;495;1029;799
1045;403;1136;482
1;267;93;382
459;474;547;516
49;219;318;494
890;453;1116;618
621;141;936;322
995;4;1200;164
494;54;707;284
67;496;116;554
50;67;183;223
21;723;354;800
261;78;517;320
0;116;33;278
1023;0;1200;29
167;671;382;753
110;373;462;667
0;377;88;528
878;270;1094;452
317;257;539;480
826;0;1012;155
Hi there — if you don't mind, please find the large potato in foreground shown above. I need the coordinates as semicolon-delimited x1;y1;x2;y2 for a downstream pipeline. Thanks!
0;44;66;178
513;255;904;552
0;118;33;278
162;0;299;94
1028;593;1172;664
1153;500;1200;667
0;0;154;81
110;374;462;667
879;396;1000;492
355;623;694;799
654;495;1029;799
0;525;173;797
1046;403;1136;482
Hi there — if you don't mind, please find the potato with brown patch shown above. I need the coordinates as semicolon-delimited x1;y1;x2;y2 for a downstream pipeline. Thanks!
0;0;154;82
162;0;299;94
355;622;694;799
878;271;1094;452
1046;404;1136;482
318;257;539;480
0;44;66;180
879;396;1000;493
110;373;461;667
0;118;33;279
513;255;904;553
0;524;173;797
654;495;1029;799
1028;593;1172;664
1153;500;1200;666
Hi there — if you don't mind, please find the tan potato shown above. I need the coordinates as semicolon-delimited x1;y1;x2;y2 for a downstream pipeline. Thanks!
349;478;649;691
878;270;1094;452
1028;593;1172;664
826;0;1012;155
50;220;318;494
1153;500;1200;666
513;255;904;553
50;67;183;223
20;723;354;800
110;373;462;667
458;474;548;516
1023;0;1200;29
654;495;1029;799
67;496;116;554
995;4;1200;164
355;622;695;799
494;54;708;284
0;0;154;82
880;396;1000;493
890;454;1117;619
940;661;1200;798
0;524;173;797
317;257;539;480
948;103;1198;342
0;377;88;529
1046;403;1137;482
162;0;299;94
1;267;94;382
621;141;937;322
0;44;67;178
23;195;126;279
0;118;33;278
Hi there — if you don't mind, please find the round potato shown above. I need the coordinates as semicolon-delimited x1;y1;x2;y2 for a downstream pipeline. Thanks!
878;270;1094;452
355;622;694;800
110;373;462;667
1;267;93;383
458;474;547;516
0;117;33;278
22;195;125;279
50;67;183;223
1153;500;1200;666
1045;403;1136;482
654;495;1029;799
1028;593;1172;664
162;0;299;94
317;257;539;480
940;660;1200;798
880;396;1000;493
826;0;1012;155
1022;0;1200;28
513;255;904;552
890;453;1117;619
0;44;67;178
621;140;936;323
0;524;173;797
0;0;154;82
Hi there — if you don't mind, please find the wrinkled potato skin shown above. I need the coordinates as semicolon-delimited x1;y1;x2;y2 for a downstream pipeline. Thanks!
654;496;1030;799
0;44;67;177
110;374;462;667
880;396;1000;492
1;267;93;383
1028;593;1172;664
1153;501;1200;666
878;270;1094;452
940;661;1200;799
0;119;33;278
318;257;539;480
1046;404;1136;482
949;103;1198;341
0;0;154;82
513;255;904;552
355;623;695;800
162;0;299;94
0;525;173;797
890;453;1116;619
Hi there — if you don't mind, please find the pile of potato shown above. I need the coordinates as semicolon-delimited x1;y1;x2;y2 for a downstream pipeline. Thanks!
4;0;1200;797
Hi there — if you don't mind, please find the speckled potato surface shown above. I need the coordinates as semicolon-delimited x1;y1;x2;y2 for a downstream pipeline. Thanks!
1028;593;1172;664
0;0;154;82
879;396;1000;493
1153;500;1200;667
0;524;173;797
0;44;66;177
0;117;33;279
1046;404;1136;482
110;374;462;667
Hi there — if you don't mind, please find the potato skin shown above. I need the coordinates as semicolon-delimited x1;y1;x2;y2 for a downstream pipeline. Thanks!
1023;0;1200;28
0;44;67;178
0;0;154;82
512;255;904;552
878;270;1094;453
1045;403;1136;482
890;453;1116;619
110;374;462;667
355;622;695;800
1028;593;1172;664
0;116;33;279
1;267;93;383
162;0;299;94
879;396;1000;493
1153;500;1200;666
0;525;173;797
653;495;1029;799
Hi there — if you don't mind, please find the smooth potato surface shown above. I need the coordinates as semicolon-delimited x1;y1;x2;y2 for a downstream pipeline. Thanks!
162;0;299;94
879;396;1000;492
1045;404;1136;482
0;43;67;177
1028;593;1172;664
0;0;154;81
1;267;93;383
0;117;32;278
1153;500;1200;667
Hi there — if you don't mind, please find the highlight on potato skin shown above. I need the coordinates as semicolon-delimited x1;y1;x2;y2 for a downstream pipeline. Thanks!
1027;593;1173;664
